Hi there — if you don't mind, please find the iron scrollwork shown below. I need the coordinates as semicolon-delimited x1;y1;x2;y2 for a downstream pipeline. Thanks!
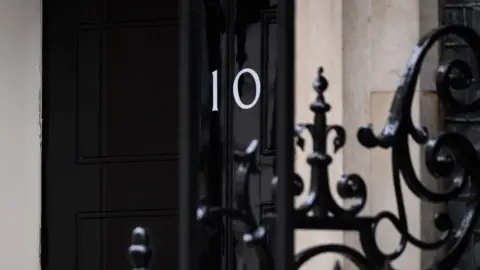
126;24;480;270
195;24;480;270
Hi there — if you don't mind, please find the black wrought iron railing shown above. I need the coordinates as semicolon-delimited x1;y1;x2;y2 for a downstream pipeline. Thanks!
125;2;480;270
127;23;480;270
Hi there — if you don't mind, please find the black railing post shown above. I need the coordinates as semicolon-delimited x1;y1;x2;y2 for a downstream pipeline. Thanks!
128;226;152;270
276;0;295;269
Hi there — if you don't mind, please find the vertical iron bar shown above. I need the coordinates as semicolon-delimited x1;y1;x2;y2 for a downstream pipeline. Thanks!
276;0;295;270
311;71;329;217
179;0;200;269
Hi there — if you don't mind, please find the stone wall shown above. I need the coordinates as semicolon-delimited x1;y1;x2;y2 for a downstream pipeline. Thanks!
0;0;42;269
295;1;440;269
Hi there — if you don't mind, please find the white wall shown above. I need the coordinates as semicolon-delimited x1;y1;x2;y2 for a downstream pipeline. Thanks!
0;0;42;269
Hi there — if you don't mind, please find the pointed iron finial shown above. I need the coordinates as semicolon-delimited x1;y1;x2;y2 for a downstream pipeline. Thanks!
311;66;330;114
313;66;329;95
128;226;152;270
333;260;342;270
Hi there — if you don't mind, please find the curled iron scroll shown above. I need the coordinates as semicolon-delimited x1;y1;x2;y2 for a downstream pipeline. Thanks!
351;24;480;269
197;140;274;270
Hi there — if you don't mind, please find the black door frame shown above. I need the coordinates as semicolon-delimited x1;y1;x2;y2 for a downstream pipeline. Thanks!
178;0;201;269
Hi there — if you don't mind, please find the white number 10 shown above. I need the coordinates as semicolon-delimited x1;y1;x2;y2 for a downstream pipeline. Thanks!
211;68;261;111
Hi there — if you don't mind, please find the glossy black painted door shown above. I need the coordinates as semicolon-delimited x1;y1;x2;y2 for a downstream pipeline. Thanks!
43;1;181;269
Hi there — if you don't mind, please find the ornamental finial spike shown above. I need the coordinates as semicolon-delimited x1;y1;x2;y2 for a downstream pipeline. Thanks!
311;67;330;114
313;66;329;95
128;226;152;270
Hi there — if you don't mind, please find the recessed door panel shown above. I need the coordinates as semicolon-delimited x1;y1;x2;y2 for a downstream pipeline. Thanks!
44;1;181;269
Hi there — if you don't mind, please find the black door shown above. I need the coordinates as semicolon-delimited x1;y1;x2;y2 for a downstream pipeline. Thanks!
43;1;181;269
